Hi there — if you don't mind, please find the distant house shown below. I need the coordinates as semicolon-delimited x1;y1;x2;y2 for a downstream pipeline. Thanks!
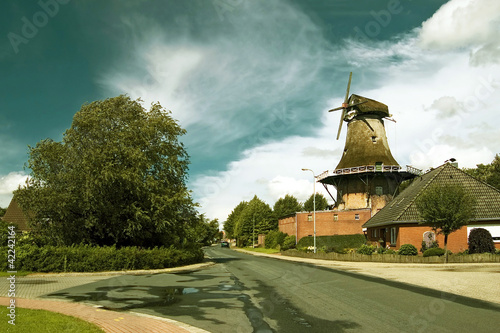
363;163;500;252
279;209;369;241
2;197;31;232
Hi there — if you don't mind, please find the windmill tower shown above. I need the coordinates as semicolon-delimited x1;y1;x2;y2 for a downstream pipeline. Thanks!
317;73;420;215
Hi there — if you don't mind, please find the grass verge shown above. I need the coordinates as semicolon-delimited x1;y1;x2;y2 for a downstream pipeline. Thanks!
0;271;31;277
0;307;104;332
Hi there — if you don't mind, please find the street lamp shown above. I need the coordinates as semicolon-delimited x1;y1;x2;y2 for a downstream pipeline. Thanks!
302;168;316;254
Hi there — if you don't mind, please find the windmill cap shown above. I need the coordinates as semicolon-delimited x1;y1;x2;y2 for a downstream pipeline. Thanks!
349;94;390;117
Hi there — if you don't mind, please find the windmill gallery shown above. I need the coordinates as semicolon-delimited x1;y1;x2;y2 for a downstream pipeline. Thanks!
278;73;500;253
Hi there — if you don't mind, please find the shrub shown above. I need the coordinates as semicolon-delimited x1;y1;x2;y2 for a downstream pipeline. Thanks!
423;247;447;257
376;247;386;254
420;240;439;253
468;228;495;254
297;234;365;253
0;244;203;272
385;249;397;254
281;235;296;251
398;244;418;256
356;244;375;255
265;230;287;249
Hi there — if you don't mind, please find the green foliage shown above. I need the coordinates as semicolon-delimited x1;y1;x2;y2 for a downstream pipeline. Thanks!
416;182;475;262
0;219;16;247
0;207;6;217
376;246;386;254
420;239;439;253
398;244;418;256
224;201;248;239
0;244;203;272
273;194;302;219
15;96;196;247
303;193;329;211
282;235;296;251
468;228;495;254
233;195;274;246
385;249;397;254
356;244;375;255
423;247;447;257
297;234;365;253
463;154;500;190
265;230;287;249
186;214;220;246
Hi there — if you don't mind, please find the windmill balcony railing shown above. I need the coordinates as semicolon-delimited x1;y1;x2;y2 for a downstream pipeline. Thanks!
316;165;422;181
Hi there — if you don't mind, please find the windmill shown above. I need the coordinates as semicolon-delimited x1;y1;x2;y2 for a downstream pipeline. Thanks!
329;72;396;140
316;72;419;214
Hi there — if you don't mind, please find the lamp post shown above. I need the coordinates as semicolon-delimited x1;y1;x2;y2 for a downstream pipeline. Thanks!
302;168;316;254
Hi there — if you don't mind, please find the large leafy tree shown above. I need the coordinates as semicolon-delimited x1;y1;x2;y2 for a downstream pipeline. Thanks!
233;195;274;246
415;183;476;262
463;154;500;190
273;194;303;219
187;214;220;246
16;95;196;247
224;200;248;239
303;193;329;211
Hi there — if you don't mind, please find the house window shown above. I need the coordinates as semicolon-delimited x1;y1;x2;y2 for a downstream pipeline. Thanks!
390;227;398;245
371;229;377;238
375;186;383;195
333;214;338;221
355;214;360;220
307;215;312;221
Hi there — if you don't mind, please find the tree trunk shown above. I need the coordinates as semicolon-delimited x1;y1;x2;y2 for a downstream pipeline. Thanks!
444;234;449;264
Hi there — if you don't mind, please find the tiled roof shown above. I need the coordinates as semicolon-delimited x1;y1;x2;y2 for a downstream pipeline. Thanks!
2;197;31;231
363;163;500;228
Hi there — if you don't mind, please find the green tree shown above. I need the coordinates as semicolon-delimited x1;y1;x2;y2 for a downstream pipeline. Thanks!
463;155;500;190
234;195;274;246
224;201;248;239
187;215;220;246
0;207;6;217
415;183;476;263
303;193;329;211
15;95;196;247
273;194;302;219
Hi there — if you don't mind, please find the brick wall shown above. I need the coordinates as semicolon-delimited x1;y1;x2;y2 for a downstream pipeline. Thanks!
279;209;370;241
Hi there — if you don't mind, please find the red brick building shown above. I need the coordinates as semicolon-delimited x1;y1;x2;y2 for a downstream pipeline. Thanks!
279;209;370;241
363;163;500;252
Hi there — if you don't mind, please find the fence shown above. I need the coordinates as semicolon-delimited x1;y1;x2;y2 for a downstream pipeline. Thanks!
281;249;500;263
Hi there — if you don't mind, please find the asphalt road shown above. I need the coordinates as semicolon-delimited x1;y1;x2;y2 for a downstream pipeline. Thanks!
42;246;500;332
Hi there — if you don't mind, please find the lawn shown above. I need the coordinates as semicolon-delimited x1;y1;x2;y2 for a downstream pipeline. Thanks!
0;271;31;277
0;307;104;332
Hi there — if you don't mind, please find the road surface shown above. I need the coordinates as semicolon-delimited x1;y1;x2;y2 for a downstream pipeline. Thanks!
43;246;500;332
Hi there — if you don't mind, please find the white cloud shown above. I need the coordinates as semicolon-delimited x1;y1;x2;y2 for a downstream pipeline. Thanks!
0;172;27;207
418;0;500;65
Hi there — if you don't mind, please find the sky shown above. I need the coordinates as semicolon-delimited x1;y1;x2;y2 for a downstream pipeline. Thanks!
1;0;499;224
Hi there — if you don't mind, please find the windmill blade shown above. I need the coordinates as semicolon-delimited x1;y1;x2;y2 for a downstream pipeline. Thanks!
344;72;352;104
328;106;344;112
336;109;346;140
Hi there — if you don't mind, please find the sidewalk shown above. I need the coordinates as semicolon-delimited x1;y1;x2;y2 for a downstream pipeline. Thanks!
1;261;214;333
235;249;500;305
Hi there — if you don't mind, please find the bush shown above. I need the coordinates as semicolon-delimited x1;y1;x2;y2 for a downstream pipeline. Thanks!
385;249;396;254
356;244;375;255
0;244;204;272
281;235;296;251
468;228;495;254
398;244;418;256
423;247;447;257
265;230;287;249
420;240;439;253
297;234;365;253
376;247;386;254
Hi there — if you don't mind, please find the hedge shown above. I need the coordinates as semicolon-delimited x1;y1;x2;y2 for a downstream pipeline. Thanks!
0;244;204;273
297;234;366;253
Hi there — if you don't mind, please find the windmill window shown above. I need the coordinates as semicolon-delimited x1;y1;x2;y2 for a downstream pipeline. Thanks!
371;136;377;143
355;214;360;220
375;162;383;171
307;215;313;221
375;186;384;195
333;214;338;221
